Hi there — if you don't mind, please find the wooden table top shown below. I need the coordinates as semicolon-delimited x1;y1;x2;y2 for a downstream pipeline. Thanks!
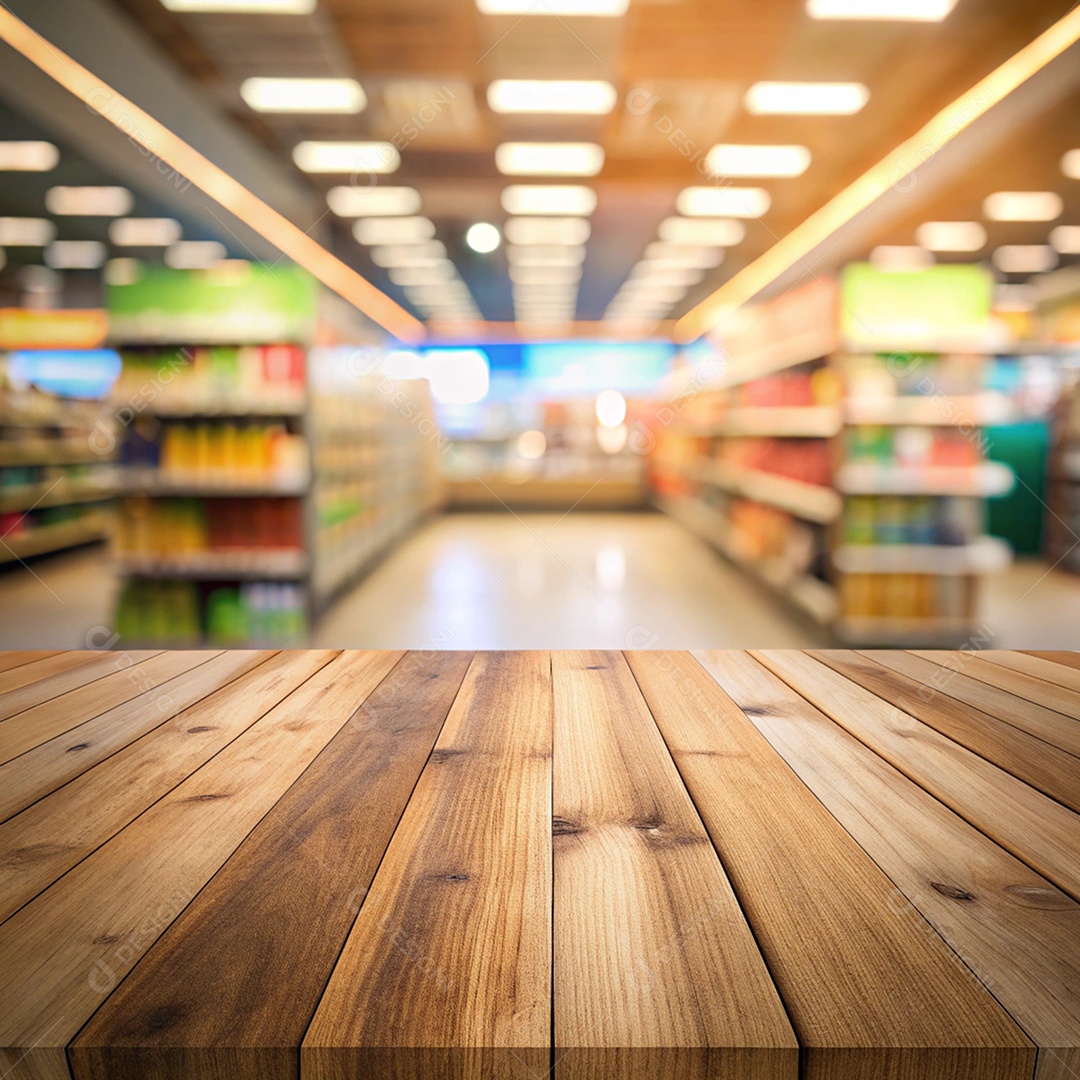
0;648;1077;1080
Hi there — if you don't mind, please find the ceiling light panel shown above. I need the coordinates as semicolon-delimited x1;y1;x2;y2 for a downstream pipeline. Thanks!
354;217;437;245
744;82;869;115
45;186;134;216
0;217;56;245
869;245;935;271
389;264;457;287
44;240;106;269
327;186;421;217
0;141;59;171
292;141;400;174
477;0;627;13
1050;225;1080;254
506;246;586;266
991;244;1059;274
915;221;987;251
109;217;183;246
629;264;704;286
165;240;228;269
644;243;725;268
660;214;749;244
674;189;769;219
487;80;616;115
1062;149;1080;180
510;265;583;284
982;191;1064;222
369;241;447;267
706;144;811;178
501;185;597;216
241;78;366;114
505;217;592;245
496;143;604;177
807;0;957;19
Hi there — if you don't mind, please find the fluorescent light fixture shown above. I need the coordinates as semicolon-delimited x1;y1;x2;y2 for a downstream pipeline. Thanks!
0;217;55;245
744;82;869;115
354;217;436;245
510;264;583;284
675;188;770;219
495;142;604;176
659;215;748;244
1062;149;1080;180
807;0;957;19
44;240;106;269
501;185;597;215
595;389;627;428
487;79;616;115
165;240;227;269
915;221;987;252
477;0;627;13
369;241;447;266
505;216;591;245
869;245;935;271
506;245;586;266
629;264;704;286
241;77;365;114
327;186;421;217
426;348;489;405
292;141;399;174
161;0;316;11
617;282;689;302
706;144;811;178
983;190;1063;221
389;263;456;287
466;222;501;253
45;185;134;216
1050;225;1080;254
104;258;143;286
0;140;58;171
644;242;725;267
992;244;1058;274
109;217;182;246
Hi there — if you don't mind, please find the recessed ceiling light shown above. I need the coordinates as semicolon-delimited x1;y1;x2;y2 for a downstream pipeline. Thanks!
510;265;583;284
991;244;1058;274
354;217;436;245
165;240;228;269
915;221;987;252
487;80;617;115
477;0;627;13
501;185;597;216
505;217;592;245
506;245;586;266
495;143;604;177
644;242;725;268
327;187;421;217
292;141;400;174
744;82;869;115
160;0;316;11
0;217;56;245
0;141;59;171
1062;150;1080;180
807;0;957;19
369;241;447;267
660;214;749;243
1050;225;1080;255
45;186;134;216
389;264;457;287
983;191;1064;222
706;144;811;178
466;222;501;253
674;189;770;219
109;217;183;246
45;240;107;269
241;78;366;114
869;245;935;271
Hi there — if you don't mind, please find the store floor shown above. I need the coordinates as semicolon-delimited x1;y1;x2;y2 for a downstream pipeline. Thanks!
2;511;1080;650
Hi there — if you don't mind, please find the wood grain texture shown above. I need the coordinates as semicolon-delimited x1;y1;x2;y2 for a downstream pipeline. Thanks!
810;650;1080;812
861;649;1080;759
303;651;553;1080
0;650;312;923
0;651;59;676
974;650;1080;694
1023;652;1080;673
634;650;1031;1080
70;650;474;1080
0;650;98;695
0;651;277;824
703;652;1079;1080
0;650;401;1080
554;651;796;1080
0;651;216;763
755;650;1080;902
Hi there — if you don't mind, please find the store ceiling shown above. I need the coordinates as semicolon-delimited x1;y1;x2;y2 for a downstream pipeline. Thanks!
2;0;1080;331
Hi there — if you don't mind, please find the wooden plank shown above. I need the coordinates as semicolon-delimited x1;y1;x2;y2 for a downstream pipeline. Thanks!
0;651;152;720
0;651;219;764
0;651;277;823
553;651;796;1080
861;650;1080;759
910;650;1080;721
0;649;402;1080
303;651;553;1080
810;650;1080;812
1023;652;1080;673
632;651;1031;1080
0;650;319;924
699;650;1080;1080
70;650;475;1080
974;651;1080;694
755;650;1080;902
0;651;60;676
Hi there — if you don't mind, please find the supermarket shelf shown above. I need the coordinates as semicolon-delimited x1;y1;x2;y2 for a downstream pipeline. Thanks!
832;536;1011;575
845;393;1013;427
127;402;304;419
0;478;115;514
717;328;840;391
448;475;647;510
836;461;1014;496
679;407;843;439
115;549;309;581
656;493;839;625
0;518;108;563
0;439;104;468
834;616;986;647
121;469;310;498
684;462;842;524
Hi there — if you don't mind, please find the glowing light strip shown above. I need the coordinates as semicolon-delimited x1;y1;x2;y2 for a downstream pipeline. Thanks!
674;6;1080;343
0;8;425;345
